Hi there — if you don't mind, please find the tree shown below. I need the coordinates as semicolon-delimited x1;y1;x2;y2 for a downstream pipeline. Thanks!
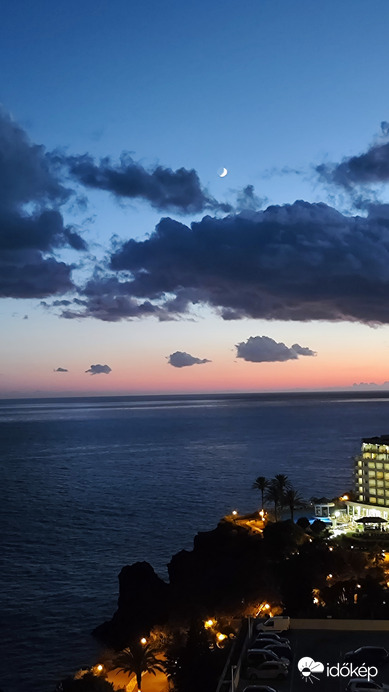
113;642;165;692
265;480;282;522
284;487;304;521
274;474;292;495
252;476;269;510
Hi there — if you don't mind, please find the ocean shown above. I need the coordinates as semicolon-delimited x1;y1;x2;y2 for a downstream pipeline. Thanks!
1;391;389;692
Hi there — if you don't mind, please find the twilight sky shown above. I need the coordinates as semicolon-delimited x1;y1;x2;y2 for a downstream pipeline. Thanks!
2;0;389;397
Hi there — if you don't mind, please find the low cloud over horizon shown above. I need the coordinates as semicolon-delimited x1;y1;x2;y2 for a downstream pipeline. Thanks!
236;336;316;363
85;364;112;375
167;351;211;368
54;367;68;372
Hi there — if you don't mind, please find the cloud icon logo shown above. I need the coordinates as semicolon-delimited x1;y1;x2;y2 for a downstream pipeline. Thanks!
298;657;324;682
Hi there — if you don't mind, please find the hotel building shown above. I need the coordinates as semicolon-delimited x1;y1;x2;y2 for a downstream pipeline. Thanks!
347;435;389;522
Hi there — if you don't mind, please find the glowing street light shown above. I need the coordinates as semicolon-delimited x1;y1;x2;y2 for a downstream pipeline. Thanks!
140;637;147;645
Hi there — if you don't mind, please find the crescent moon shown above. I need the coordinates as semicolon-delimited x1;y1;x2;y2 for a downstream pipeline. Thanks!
218;167;228;178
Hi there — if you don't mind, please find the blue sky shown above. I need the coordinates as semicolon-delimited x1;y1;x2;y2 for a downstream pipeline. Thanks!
2;0;389;396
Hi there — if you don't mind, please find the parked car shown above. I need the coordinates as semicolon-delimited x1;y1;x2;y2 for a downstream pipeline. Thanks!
344;647;389;666
255;616;290;633
242;686;278;692
253;633;290;646
346;680;389;691
245;660;289;680
246;648;290;667
263;644;293;661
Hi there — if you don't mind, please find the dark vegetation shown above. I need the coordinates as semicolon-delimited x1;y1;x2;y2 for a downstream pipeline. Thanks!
68;473;388;691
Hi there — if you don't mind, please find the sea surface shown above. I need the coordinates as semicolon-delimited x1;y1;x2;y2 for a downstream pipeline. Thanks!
2;391;389;692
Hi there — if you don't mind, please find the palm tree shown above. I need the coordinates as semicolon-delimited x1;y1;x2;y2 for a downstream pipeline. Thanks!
265;479;282;521
113;642;165;692
284;487;304;521
264;474;292;520
252;476;269;511
273;474;292;494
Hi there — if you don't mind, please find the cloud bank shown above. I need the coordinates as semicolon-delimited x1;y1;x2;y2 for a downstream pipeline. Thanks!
168;351;211;368
236;336;316;362
0;110;86;298
61;200;389;325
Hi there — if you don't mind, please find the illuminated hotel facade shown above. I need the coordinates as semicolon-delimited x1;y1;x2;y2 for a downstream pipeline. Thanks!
347;435;389;521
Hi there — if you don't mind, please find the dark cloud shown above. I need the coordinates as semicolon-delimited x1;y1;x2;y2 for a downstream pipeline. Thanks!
54;367;68;372
62;153;232;214
60;200;389;325
85;364;112;375
236;336;316;363
168;351;211;368
316;139;389;189
0;110;85;298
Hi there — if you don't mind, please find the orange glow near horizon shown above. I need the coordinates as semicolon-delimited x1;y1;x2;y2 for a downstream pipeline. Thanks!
2;314;389;397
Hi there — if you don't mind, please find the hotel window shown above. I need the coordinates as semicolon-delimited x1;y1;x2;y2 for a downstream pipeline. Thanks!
385;473;389;481
378;499;385;505
369;470;376;477
358;495;364;501
377;480;384;487
369;479;376;486
370;497;377;503
377;489;384;496
385;464;389;470
376;463;383;470
368;462;376;469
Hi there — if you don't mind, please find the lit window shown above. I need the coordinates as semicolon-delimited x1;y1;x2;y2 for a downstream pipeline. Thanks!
378;499;385;505
370;497;377;503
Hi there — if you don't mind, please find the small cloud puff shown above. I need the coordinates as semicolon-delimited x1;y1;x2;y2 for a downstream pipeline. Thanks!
85;363;112;375
54;367;68;372
236;336;316;362
168;351;211;368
